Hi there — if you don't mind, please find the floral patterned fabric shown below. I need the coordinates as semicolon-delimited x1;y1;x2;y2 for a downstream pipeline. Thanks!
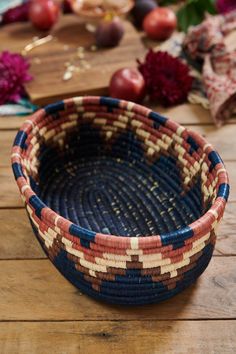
184;11;236;126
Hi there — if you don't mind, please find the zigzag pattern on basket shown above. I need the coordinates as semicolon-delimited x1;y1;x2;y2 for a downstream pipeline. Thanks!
12;96;229;305
34;123;203;236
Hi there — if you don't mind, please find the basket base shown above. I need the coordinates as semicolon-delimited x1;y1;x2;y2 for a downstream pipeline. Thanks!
29;216;215;305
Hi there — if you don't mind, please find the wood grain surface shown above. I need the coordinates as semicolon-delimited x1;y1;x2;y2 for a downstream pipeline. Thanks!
0;16;145;105
1;160;236;208
0;15;236;354
0;205;235;259
0;257;235;321
1;103;235;130
0;321;235;354
2;123;236;165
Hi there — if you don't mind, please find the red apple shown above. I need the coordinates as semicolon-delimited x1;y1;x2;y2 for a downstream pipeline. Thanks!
143;7;177;41
109;68;146;103
29;0;60;31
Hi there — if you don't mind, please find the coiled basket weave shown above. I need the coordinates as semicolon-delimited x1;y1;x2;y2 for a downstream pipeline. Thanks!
12;96;229;305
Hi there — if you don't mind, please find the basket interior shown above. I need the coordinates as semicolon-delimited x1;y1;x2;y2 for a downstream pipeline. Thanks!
22;99;218;237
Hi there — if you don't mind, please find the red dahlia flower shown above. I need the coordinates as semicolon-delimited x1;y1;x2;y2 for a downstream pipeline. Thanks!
138;50;193;107
0;51;32;105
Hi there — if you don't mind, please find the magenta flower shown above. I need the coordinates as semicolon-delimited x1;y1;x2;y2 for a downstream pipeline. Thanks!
0;51;32;105
216;0;236;14
1;3;29;25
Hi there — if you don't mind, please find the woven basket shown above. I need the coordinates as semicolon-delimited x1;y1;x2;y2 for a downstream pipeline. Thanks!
12;96;229;305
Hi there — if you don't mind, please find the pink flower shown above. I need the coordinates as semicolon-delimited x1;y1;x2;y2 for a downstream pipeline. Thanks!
0;51;32;105
138;50;193;107
216;0;236;14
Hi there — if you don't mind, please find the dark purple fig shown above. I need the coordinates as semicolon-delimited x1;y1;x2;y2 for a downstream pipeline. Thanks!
95;17;125;48
132;0;157;27
62;0;73;14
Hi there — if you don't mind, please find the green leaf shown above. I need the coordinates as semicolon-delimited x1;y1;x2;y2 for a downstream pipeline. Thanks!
159;0;179;4
196;0;217;14
177;4;201;32
177;0;217;32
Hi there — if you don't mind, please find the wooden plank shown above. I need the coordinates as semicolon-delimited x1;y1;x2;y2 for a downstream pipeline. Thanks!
1;161;235;207
0;167;23;208
190;124;236;162
0;130;16;166
0;209;44;259
150;102;236;126
0;104;225;129
0;105;218;129
1;160;235;209
0;16;145;105
0;116;26;130
0;257;235;321
219;162;235;201
2;123;236;165
0;203;235;260
1;104;236;130
215;202;236;256
0;320;235;354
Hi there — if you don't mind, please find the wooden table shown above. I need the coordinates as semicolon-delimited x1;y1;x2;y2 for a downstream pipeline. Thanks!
0;18;236;354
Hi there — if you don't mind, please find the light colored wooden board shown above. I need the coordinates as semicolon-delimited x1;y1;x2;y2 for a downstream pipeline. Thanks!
0;257;235;321
0;16;145;105
1;123;236;169
1;104;236;130
156;103;213;125
0;130;16;166
0;18;235;353
1;161;235;208
0;167;23;208
190;124;236;162
0;203;235;260
151;102;236;126
0;104;230;130
0;116;26;130
225;162;236;201
215;202;236;256
0;209;44;259
0;105;219;129
0;320;235;354
0;161;235;208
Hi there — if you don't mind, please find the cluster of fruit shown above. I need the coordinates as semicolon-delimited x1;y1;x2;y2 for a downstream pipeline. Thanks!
95;0;177;46
2;1;177;44
2;0;180;105
133;0;177;40
109;1;178;103
1;0;62;30
97;0;178;47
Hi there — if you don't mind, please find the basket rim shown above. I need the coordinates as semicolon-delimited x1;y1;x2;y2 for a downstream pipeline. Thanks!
11;96;229;249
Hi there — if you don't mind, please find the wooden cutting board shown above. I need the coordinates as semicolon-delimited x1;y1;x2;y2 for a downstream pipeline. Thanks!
0;15;145;105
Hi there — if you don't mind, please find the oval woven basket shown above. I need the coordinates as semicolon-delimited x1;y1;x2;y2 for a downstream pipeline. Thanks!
12;96;229;305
